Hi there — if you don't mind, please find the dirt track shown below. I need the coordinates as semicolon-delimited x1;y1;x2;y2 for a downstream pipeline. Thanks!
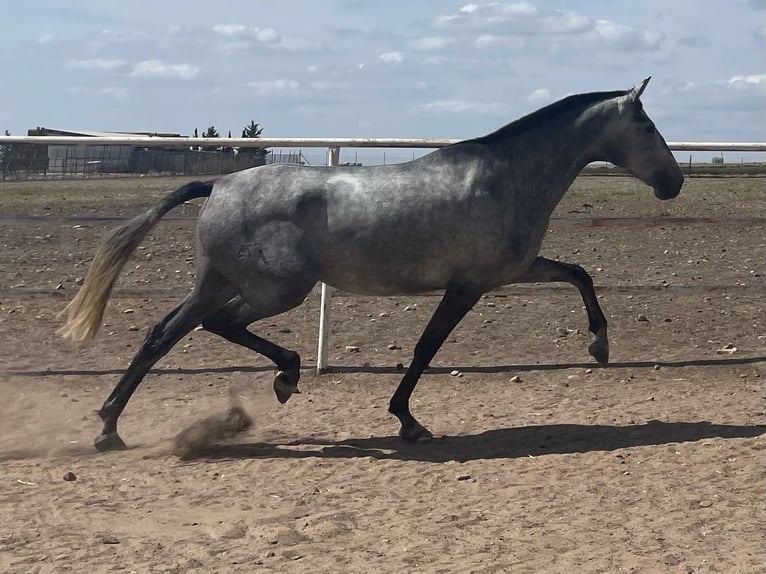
0;175;764;573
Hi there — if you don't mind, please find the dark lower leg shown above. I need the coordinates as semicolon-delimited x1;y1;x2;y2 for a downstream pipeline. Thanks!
203;306;301;403
99;305;182;419
96;294;228;450
518;257;609;365
389;288;481;441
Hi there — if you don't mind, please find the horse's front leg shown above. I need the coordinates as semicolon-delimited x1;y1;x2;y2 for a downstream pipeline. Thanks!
389;288;481;441
517;257;609;366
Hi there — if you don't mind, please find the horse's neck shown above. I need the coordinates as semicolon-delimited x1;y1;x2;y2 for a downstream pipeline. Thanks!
492;102;613;212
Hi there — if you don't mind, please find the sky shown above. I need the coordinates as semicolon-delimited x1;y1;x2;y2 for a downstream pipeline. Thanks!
1;0;765;163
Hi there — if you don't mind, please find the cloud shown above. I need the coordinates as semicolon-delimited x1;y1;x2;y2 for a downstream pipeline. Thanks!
417;99;509;115
660;75;766;115
727;73;766;89
254;27;280;43
664;75;766;98
37;33;55;44
503;1;537;15
436;2;540;29
526;88;550;104
660;80;696;95
436;2;594;34
677;35;712;49
247;79;300;95
68;58;126;71
539;10;592;34
585;19;664;51
276;36;319;52
412;37;453;51
475;34;524;49
93;27;150;48
213;24;248;36
130;60;199;80
246;27;319;51
210;24;316;52
434;3;663;53
422;99;477;113
380;51;404;63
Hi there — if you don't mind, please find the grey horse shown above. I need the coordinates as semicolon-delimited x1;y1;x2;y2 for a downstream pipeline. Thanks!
61;77;683;451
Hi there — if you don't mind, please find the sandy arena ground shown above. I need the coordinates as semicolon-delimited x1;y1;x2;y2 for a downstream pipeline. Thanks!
0;175;764;573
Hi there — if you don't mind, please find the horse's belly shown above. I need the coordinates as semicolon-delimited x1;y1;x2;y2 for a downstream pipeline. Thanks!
321;260;454;295
318;236;536;295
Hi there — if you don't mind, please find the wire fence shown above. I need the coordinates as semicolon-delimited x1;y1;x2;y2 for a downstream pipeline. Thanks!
0;143;298;180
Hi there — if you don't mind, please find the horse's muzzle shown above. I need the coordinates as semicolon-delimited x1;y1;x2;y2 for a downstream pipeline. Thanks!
652;169;684;200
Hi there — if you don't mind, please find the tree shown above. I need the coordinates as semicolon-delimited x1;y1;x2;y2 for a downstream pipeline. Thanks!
239;120;269;162
201;126;219;151
241;121;262;139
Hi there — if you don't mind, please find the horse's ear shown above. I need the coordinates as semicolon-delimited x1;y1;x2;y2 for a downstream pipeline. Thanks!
629;76;651;102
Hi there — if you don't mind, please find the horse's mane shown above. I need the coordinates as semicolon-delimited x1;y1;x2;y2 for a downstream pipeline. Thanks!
464;90;628;145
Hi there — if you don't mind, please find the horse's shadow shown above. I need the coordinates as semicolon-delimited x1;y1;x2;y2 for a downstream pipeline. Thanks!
9;355;765;378
187;420;765;463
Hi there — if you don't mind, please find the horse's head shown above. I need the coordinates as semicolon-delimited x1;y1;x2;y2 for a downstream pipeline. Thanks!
602;77;684;200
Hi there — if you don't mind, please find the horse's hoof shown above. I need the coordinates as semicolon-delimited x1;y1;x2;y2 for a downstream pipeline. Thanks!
588;340;609;367
94;432;127;452
399;422;434;443
273;371;301;404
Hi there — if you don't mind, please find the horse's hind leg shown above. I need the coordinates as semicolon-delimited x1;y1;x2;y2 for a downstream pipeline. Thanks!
95;271;237;451
517;257;609;366
202;297;303;404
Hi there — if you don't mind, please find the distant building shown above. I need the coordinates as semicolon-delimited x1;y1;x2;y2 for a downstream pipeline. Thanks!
17;127;271;177
28;127;184;175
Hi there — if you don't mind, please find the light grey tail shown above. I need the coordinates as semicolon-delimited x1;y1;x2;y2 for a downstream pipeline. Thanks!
59;180;214;341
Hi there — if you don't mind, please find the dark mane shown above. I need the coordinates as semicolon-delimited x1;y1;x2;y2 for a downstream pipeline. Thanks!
465;90;628;145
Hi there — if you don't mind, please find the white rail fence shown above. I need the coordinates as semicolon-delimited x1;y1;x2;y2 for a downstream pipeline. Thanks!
2;136;764;372
2;135;766;151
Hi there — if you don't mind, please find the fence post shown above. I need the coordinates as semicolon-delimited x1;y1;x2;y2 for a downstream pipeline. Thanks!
316;145;341;373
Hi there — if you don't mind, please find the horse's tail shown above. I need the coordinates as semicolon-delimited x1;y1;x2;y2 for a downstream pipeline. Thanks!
59;180;215;341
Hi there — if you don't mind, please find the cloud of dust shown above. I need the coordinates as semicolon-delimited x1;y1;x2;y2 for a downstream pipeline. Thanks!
0;373;284;461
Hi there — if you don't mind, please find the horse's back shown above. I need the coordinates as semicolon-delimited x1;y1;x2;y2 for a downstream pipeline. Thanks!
197;154;540;295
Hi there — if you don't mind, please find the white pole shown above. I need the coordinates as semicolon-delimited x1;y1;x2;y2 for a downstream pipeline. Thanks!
316;146;341;373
